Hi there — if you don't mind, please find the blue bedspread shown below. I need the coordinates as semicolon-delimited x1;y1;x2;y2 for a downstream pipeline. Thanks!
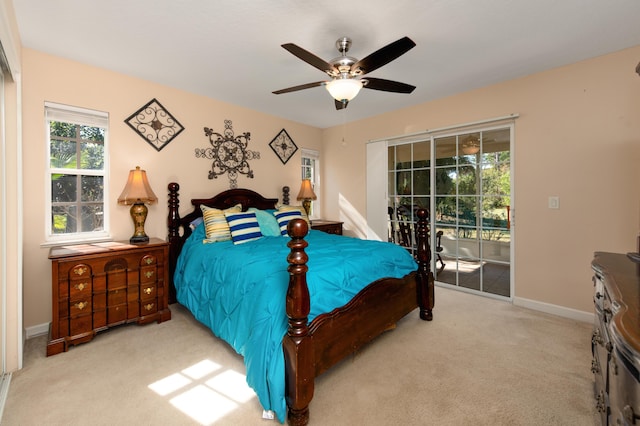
174;224;417;422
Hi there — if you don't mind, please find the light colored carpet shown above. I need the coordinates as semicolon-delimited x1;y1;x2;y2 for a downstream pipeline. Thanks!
2;286;598;425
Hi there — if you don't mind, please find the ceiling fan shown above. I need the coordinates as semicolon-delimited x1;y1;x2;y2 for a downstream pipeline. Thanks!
273;36;416;110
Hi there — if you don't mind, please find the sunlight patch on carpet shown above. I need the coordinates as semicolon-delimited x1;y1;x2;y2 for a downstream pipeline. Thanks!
148;358;257;424
170;385;237;424
148;373;191;396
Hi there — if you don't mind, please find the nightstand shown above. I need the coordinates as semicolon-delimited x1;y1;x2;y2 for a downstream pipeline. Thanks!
47;238;171;356
311;220;343;235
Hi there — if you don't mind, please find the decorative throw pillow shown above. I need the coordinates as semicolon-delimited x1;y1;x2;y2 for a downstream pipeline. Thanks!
189;216;204;230
274;209;304;236
224;211;263;244
275;205;310;226
248;208;281;237
201;204;242;243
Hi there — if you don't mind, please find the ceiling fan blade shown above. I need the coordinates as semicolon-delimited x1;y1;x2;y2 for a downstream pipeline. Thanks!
335;99;348;110
363;77;416;93
272;81;326;95
281;43;338;75
351;36;416;75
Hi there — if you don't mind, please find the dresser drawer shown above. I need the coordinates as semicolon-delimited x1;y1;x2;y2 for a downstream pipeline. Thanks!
141;301;157;315
140;285;157;301
140;266;157;284
70;299;91;317
108;288;127;306
107;304;127;324
69;314;92;336
106;268;127;290
69;264;91;279
141;253;158;266
69;280;92;300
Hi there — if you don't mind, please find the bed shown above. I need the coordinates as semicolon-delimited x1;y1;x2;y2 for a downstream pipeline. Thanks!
166;183;434;425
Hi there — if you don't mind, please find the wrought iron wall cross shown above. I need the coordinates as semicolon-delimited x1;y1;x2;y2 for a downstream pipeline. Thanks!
195;120;260;188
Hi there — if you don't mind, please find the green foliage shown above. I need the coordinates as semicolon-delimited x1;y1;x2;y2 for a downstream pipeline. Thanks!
49;121;105;234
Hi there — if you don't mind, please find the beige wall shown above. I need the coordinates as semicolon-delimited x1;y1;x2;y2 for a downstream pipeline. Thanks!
21;49;323;328
321;45;640;314
18;42;640;330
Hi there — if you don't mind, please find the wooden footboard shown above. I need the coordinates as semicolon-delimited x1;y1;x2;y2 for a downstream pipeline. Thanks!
283;210;433;426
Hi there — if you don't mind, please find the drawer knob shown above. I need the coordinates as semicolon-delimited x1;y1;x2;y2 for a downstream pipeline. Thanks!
73;266;88;276
144;303;154;311
74;282;87;291
145;258;154;265
75;301;88;310
145;271;154;279
143;287;153;295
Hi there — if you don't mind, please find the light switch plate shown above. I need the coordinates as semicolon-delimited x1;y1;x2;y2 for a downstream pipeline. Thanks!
548;196;560;209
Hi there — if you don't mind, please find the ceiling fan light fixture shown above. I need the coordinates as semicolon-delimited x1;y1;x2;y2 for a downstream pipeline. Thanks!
326;78;363;102
462;135;480;155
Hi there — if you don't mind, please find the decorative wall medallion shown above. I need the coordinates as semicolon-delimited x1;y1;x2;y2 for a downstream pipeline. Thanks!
125;98;185;151
195;120;260;188
269;128;298;164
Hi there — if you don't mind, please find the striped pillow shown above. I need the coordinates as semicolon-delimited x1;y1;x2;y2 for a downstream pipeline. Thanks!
224;211;263;244
275;205;310;226
274;209;304;236
200;204;242;243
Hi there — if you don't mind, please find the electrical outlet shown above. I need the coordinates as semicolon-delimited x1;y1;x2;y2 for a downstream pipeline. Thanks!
548;196;560;209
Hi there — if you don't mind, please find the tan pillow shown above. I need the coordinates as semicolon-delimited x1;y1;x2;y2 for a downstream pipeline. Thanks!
200;204;242;243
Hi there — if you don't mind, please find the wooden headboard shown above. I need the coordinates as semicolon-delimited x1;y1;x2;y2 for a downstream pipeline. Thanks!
166;182;288;302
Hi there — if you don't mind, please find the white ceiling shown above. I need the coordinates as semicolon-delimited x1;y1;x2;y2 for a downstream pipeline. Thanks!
12;0;640;129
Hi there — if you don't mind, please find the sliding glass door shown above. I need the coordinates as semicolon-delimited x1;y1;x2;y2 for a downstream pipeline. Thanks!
387;125;512;299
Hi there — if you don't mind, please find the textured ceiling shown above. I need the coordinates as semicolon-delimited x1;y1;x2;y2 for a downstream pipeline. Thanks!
12;0;640;128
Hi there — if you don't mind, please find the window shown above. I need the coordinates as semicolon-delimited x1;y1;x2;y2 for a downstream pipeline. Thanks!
301;149;320;218
45;102;109;242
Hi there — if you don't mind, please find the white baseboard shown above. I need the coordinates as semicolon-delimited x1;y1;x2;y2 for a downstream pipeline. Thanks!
513;296;594;323
25;322;49;339
0;373;12;423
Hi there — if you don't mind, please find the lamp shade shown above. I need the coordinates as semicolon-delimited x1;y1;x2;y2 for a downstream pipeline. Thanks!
117;166;158;205
326;78;363;102
296;179;317;201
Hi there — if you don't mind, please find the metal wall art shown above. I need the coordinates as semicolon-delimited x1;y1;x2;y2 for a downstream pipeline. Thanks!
195;120;260;188
269;128;298;164
125;98;184;151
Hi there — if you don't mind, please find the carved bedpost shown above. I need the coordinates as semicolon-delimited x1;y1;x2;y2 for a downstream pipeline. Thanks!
415;208;434;321
283;218;313;426
167;182;181;304
283;186;290;205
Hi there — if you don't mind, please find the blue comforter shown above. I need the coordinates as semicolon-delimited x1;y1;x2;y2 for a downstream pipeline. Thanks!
174;224;417;422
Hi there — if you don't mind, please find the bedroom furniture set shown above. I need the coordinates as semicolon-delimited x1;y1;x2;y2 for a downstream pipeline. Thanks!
47;183;435;426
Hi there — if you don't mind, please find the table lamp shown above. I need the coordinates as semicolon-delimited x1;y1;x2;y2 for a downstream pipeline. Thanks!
296;179;317;218
117;166;158;243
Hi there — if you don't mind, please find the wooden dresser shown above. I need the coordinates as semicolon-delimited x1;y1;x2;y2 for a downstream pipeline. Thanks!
311;220;343;235
47;238;171;356
591;252;640;424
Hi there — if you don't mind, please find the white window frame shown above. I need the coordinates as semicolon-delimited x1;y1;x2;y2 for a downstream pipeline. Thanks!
301;148;320;219
44;102;110;244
